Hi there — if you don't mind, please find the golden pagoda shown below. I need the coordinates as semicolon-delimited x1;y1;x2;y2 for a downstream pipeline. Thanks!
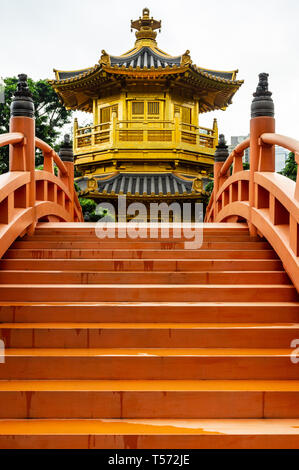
49;7;243;212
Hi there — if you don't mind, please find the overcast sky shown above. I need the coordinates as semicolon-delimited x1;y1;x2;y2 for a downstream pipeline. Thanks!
1;0;298;141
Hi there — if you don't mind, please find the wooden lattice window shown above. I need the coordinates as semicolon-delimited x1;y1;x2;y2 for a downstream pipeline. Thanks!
181;106;191;124
100;105;118;124
174;105;192;124
132;102;144;115
148;101;160;115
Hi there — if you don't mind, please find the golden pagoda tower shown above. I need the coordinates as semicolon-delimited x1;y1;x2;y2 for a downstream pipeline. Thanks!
49;7;243;216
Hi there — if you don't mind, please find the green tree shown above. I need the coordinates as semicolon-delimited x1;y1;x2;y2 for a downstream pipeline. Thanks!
201;180;214;211
78;197;115;222
279;152;297;182
0;76;72;174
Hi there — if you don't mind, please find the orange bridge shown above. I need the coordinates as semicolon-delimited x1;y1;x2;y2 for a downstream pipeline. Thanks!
0;73;298;449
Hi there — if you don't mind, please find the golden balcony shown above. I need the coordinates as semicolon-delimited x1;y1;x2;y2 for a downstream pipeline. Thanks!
73;115;218;160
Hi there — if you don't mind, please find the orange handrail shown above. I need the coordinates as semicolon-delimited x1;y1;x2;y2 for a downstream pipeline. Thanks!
220;137;250;176
205;74;299;291
0;132;24;147
35;137;68;175
0;74;83;259
261;133;299;155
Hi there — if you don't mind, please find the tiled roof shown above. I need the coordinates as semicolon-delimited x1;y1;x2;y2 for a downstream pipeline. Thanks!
55;68;94;80
77;173;195;196
197;68;235;81
109;47;182;69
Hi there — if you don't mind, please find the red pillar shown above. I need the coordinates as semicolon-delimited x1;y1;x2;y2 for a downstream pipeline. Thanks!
249;73;275;236
9;74;36;232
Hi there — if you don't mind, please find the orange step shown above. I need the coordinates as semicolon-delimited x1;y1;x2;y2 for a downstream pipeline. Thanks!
4;248;279;260
28;234;261;242
33;222;250;235
0;258;283;272
1;323;298;348
0;284;296;302
0;302;298;323
0;270;290;285
0;348;298;380
12;240;271;250
0;418;298;449
0;222;298;449
0;380;298;419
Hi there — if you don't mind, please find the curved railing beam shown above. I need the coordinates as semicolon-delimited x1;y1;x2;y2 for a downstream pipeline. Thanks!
0;74;83;260
216;201;250;224
215;170;250;202
254;172;298;217
0;207;34;259
0;132;24;148
215;199;299;291
35;201;72;222
220;137;250;176
35;170;72;200
261;133;299;159
251;208;299;291
35;137;68;175
0;172;30;204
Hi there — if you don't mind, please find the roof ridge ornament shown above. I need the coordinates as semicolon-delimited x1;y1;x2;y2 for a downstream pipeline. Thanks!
99;50;110;66
181;50;192;66
251;72;274;118
131;8;161;44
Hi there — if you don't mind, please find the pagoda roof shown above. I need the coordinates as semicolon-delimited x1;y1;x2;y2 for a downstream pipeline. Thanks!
76;172;204;197
51;45;238;84
49;8;243;112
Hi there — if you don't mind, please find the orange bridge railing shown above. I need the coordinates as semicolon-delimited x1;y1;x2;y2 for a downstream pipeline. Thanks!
205;73;299;291
0;74;83;258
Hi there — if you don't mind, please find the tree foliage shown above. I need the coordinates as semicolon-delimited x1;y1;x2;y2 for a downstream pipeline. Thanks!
0;76;72;174
78;198;115;222
279;152;297;182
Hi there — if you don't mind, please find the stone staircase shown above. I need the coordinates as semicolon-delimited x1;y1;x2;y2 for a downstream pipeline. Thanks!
0;222;298;449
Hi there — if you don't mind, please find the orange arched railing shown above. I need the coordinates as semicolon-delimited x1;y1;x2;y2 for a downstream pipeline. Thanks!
205;74;299;291
0;75;83;258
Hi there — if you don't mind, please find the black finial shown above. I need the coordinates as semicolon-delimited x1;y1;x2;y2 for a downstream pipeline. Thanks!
59;134;73;162
10;74;35;118
214;134;229;162
251;73;274;118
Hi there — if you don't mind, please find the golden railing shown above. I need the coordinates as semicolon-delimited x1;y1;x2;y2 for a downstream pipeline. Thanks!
74;116;217;152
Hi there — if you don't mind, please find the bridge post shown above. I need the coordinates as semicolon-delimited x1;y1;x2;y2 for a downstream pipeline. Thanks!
10;74;36;233
213;134;229;219
59;134;75;219
249;73;275;236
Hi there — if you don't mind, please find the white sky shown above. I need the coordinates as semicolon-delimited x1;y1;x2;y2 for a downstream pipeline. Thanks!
1;0;299;141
